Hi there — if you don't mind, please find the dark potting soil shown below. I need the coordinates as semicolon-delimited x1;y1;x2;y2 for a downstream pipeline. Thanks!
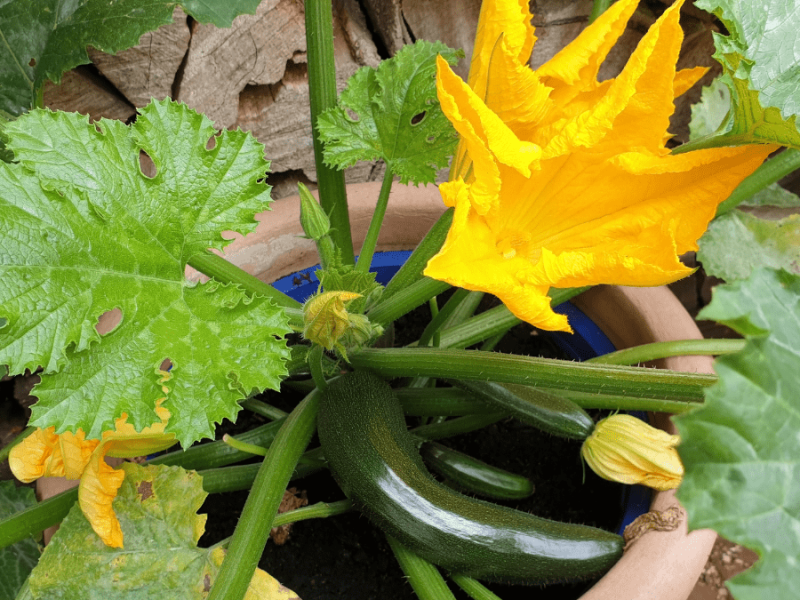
198;298;638;600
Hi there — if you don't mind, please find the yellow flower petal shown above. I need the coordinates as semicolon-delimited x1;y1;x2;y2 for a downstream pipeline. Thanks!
437;56;541;214
537;0;639;93
467;0;534;100
9;427;98;482
426;0;777;332
581;414;683;491
9;428;60;483
673;66;708;98
79;446;126;548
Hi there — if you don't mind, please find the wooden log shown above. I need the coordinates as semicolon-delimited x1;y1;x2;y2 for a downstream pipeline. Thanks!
401;0;482;80
360;0;412;56
43;66;135;123
88;7;190;107
179;0;380;184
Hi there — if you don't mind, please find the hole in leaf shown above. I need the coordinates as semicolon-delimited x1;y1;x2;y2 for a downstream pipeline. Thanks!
28;58;36;67
426;135;436;144
139;151;157;179
96;308;122;336
206;132;220;150
345;108;360;122
160;358;173;372
410;111;426;126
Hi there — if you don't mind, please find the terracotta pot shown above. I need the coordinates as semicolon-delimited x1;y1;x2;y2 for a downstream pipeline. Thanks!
208;180;715;600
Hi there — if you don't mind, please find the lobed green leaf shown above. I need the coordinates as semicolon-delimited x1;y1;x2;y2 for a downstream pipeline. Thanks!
697;210;800;281
694;0;800;148
0;99;291;446
25;463;294;599
676;268;800;600
318;40;463;185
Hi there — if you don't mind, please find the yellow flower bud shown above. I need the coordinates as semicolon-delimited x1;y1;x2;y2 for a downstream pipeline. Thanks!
303;290;362;352
580;414;683;491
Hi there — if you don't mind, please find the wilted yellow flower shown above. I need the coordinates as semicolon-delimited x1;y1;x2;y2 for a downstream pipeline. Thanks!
581;414;683;491
424;0;777;332
10;375;176;548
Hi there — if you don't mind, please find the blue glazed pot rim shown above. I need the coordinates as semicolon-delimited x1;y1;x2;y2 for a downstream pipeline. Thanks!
276;250;650;535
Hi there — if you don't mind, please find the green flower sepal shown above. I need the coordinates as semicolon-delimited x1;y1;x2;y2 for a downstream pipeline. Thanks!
303;291;383;361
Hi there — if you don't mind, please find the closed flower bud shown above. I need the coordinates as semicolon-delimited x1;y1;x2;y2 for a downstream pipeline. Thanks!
580;414;683;491
298;182;331;241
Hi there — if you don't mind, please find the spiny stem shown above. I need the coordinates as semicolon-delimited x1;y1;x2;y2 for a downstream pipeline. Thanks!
586;339;745;366
386;536;457;600
188;251;303;317
715;149;800;216
207;389;319;600
305;0;354;264
351;348;714;402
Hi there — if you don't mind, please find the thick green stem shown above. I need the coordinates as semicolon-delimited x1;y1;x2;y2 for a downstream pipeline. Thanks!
587;339;745;366
441;291;484;330
308;344;329;391
383;208;454;301
430;287;588;349
715;149;800;216
386;536;457;600
546;388;702;414
351;348;714;402
588;0;613;24
208;389;320;600
356;169;395;273
450;575;503;600
369;277;451;325
305;0;354;265
188;251;303;316
240;398;288;420
212;500;353;550
222;434;269;457
418;289;471;347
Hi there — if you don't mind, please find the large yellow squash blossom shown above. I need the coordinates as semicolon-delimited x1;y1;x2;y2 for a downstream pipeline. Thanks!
10;379;176;548
424;0;777;332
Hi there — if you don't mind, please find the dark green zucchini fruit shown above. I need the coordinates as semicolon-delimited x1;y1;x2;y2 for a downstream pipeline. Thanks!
420;440;535;500
318;370;623;584
452;379;595;440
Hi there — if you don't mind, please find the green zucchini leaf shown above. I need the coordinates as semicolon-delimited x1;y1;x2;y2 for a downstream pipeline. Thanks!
697;210;800;281
741;182;800;209
0;0;261;119
0;482;39;600
26;463;295;599
694;0;800;148
0;99;290;447
688;77;731;140
676;267;800;600
318;40;463;185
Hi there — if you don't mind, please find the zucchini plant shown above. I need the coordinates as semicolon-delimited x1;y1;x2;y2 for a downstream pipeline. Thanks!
1;1;800;600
